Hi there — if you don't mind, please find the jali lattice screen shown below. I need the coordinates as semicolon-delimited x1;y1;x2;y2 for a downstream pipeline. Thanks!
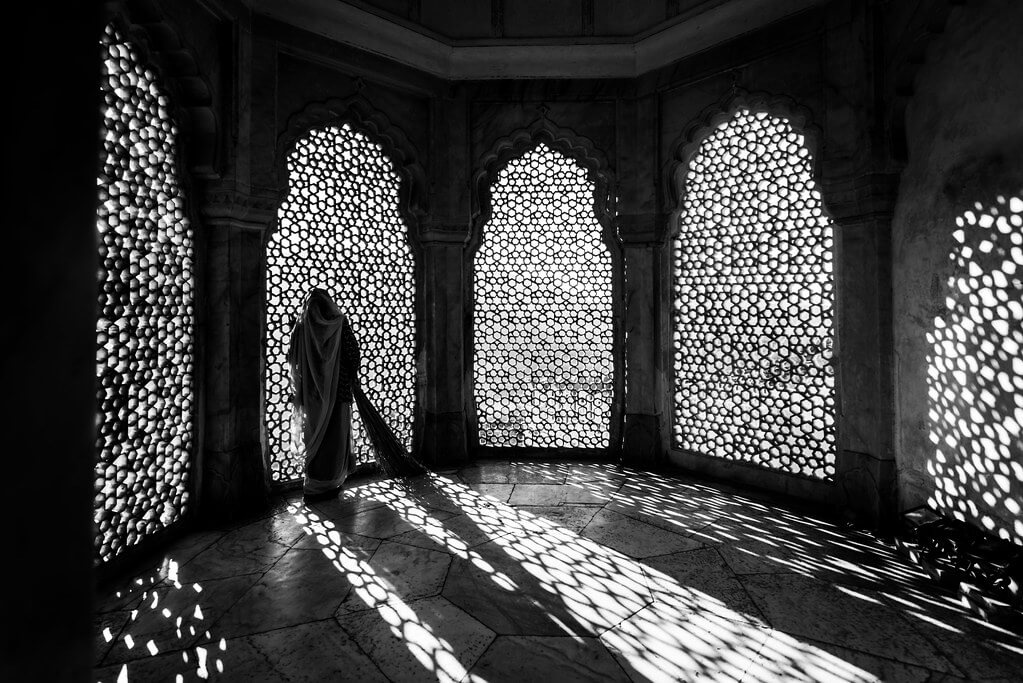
96;23;196;562
474;143;613;449
265;124;416;482
672;109;836;479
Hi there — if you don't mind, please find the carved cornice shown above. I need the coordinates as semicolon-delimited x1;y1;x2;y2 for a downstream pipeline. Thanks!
470;115;615;255
201;188;281;229
273;95;427;243
664;89;826;236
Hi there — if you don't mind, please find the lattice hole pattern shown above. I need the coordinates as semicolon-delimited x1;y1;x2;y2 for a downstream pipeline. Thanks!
672;110;836;479
266;124;416;483
474;143;614;449
95;23;196;562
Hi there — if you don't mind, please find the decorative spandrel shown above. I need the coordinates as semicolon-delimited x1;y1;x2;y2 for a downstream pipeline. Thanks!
671;109;836;479
95;23;195;562
265;124;416;483
474;143;613;449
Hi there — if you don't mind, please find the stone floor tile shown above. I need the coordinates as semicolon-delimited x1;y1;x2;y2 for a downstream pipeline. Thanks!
509;461;570;484
582;509;704;559
513;504;600;533
509;483;568;506
749;636;973;683
94;609;132;666
741;573;954;671
564;478;622;504
459;462;517;484
465;635;630;682
641;547;767;626
443;540;598;636
389;512;511;553
175;519;297;582
246;619;389;682
337;540;452;614
566;462;631;485
292;527;381;552
878;585;1023;680
309;492;389;522
213;546;357;638
337;595;495;683
95;631;277;682
600;601;769;682
101;573;260;665
464;482;515;503
326;502;457;540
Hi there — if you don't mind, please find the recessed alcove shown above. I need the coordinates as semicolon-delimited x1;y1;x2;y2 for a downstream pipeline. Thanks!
8;0;1023;680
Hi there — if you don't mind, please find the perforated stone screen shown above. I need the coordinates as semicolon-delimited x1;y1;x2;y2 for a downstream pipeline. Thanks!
95;23;196;562
474;143;614;449
671;110;836;479
265;124;416;483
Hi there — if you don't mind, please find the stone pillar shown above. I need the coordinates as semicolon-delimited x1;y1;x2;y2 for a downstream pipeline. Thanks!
617;95;669;466
200;194;276;520
418;86;472;467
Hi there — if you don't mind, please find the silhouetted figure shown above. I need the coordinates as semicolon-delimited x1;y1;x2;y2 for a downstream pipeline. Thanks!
289;288;359;500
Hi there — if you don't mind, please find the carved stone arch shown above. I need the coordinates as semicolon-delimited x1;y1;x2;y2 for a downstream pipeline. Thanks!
665;89;825;236
466;115;625;456
469;117;617;257
101;0;219;178
274;95;428;245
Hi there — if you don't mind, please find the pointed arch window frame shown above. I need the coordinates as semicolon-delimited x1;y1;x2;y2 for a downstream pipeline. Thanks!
466;119;626;458
664;91;844;484
262;97;428;487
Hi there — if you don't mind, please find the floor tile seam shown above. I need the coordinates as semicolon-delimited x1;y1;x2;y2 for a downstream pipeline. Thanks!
793;632;969;678
872;596;971;677
600;505;715;542
733;591;964;676
96;572;254;668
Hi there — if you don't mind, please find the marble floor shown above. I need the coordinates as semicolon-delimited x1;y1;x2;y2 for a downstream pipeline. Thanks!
94;460;1021;682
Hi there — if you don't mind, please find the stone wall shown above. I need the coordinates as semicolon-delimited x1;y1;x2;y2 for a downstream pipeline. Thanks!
892;0;1023;544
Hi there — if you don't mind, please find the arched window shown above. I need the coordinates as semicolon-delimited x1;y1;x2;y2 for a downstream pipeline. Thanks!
671;109;836;479
473;143;614;451
95;23;196;562
265;123;416;483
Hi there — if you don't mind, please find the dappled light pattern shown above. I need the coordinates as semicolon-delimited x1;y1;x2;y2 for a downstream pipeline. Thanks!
96;23;195;562
266;124;416;481
94;562;227;682
94;460;1022;680
474;143;613;449
926;194;1023;544
672;109;836;479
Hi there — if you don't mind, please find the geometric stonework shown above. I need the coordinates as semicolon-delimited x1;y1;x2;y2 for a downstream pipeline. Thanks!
672;109;837;480
473;143;614;450
265;123;416;483
95;23;196;562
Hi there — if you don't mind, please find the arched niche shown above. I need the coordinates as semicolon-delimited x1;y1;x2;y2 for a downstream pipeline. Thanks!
263;98;425;484
667;92;839;480
467;120;624;456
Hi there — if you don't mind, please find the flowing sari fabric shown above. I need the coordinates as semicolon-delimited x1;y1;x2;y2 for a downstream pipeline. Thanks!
289;289;359;496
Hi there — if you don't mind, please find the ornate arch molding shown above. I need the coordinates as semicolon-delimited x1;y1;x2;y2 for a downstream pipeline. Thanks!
274;96;428;244
469;117;617;255
466;115;625;456
665;90;825;233
101;0;219;178
887;0;968;163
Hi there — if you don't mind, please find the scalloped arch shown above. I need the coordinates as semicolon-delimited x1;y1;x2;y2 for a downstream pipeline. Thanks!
470;117;615;253
665;90;824;224
274;96;427;241
102;2;219;178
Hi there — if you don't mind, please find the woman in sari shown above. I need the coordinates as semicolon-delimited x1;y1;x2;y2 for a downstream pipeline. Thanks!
289;288;360;500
